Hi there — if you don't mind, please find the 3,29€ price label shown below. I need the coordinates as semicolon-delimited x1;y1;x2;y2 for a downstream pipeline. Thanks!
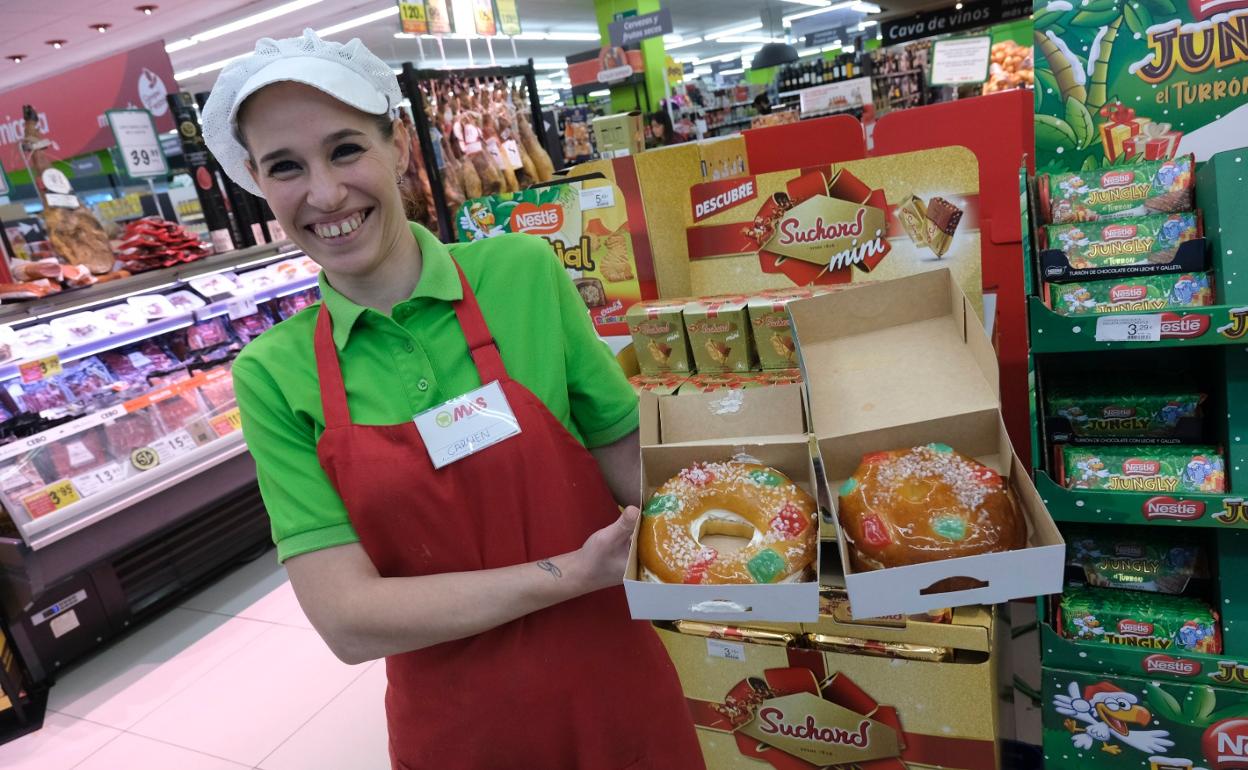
1094;314;1162;342
107;109;169;178
19;354;62;383
21;479;81;519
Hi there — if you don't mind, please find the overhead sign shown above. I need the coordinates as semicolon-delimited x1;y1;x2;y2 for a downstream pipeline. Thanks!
929;36;992;85
711;58;743;76
608;8;673;47
0;40;176;173
881;0;1030;45
69;155;103;177
107;109;169;178
495;0;521;36
397;1;429;34
805;28;849;48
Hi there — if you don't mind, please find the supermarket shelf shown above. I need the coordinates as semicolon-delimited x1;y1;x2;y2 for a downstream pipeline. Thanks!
800;103;866;120
778;80;863;99
17;430;247;551
1040;621;1248;689
0;240;299;326
1034;470;1246;529
0;272;317;382
1029;296;1248;352
873;69;925;78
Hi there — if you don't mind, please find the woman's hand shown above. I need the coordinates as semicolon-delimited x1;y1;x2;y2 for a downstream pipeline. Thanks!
574;506;641;593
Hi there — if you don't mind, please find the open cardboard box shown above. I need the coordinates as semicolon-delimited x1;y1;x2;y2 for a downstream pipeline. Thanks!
626;386;820;622
789;269;1064;618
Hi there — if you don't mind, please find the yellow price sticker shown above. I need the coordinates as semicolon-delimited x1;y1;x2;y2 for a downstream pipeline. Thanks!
398;1;429;33
211;407;243;436
21;478;81;519
19;354;62;383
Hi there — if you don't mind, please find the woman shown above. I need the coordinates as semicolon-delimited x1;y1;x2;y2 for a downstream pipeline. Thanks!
648;110;676;147
202;30;703;770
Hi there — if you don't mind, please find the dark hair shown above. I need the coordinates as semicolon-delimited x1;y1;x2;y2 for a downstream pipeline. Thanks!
648;110;674;145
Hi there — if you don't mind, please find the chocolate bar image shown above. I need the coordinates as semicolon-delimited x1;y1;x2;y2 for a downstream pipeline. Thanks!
924;197;964;258
706;339;731;364
896;195;930;247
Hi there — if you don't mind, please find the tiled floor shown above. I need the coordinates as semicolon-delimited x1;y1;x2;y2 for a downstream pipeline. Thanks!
0;554;392;770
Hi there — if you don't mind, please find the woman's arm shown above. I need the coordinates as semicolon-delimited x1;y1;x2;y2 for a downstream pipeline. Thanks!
285;505;640;664
590;428;641;508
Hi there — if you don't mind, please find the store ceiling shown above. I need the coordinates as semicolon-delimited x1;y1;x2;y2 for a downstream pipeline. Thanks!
0;0;956;100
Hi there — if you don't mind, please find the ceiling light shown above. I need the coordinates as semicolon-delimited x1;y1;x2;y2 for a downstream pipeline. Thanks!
857;20;878;30
135;4;157;14
540;93;559;104
533;61;569;70
391;67;403;75
512;31;601;41
166;0;327;52
955;1;963;7
782;0;880;26
781;0;831;5
715;35;787;44
706;21;764;40
665;36;702;49
588;89;610;97
692;66;712;76
46;40;67;49
852;2;882;12
720;67;745;75
174;52;248;80
165;38;196;52
317;6;398;37
7;55;25;64
92;23;112;33
395;32;417;39
663;33;683;42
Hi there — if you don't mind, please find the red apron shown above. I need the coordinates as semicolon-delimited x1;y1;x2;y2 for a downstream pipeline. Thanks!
313;261;704;770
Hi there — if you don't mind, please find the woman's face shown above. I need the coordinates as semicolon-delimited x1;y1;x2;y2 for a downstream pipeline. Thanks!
242;82;410;279
650;119;664;137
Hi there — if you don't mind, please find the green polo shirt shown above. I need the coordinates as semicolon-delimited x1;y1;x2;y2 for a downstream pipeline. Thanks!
232;223;638;562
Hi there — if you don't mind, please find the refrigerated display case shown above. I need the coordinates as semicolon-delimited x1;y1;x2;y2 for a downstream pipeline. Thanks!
0;240;320;692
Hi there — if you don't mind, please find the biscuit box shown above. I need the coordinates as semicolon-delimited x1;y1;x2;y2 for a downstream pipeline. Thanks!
678;372;764;394
684;295;755;373
654;606;1001;770
626;298;693;375
629;373;687;395
627;384;818;622
748;288;813;369
790;269;1064;617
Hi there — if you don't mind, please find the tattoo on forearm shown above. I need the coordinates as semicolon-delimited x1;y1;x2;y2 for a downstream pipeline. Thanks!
536;559;563;579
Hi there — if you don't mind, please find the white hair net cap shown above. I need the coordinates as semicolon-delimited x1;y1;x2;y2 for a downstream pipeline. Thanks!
201;28;403;197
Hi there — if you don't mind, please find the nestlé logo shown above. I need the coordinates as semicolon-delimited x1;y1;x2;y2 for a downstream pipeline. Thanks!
1119;619;1155;636
1124;459;1161;476
1103;224;1138;240
1102;171;1135;188
1109;285;1148;303
510;203;563;235
1143;496;1206;520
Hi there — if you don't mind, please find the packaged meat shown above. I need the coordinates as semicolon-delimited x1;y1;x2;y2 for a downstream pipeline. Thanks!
11;259;63;282
52;311;109;343
230;310;275;343
199;369;236;412
0;281;60;300
61;357;121;406
294;256;321;275
0;462;45;500
135;340;183;373
61;264;97;287
42;427;112;481
104;411;162;455
127;294;179;320
271;259;304;282
149;372;206;431
240;267;279;291
0;327;26;365
9;378;71;414
15;324;68;358
166;290;206;312
276;289;319;319
97;304;147;333
186;317;234;350
188;272;243;299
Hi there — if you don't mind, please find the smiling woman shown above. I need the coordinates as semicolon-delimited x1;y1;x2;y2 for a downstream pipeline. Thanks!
199;28;703;770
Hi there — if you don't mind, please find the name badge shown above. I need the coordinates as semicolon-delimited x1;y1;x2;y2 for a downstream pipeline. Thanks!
413;381;521;469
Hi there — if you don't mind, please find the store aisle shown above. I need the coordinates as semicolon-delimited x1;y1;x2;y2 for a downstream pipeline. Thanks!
0;555;391;770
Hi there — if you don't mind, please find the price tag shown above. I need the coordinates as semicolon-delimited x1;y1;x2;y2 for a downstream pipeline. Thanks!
21;479;81;518
19;354;62;383
706;638;746;661
210;407;243;437
226;295;259;320
71;462;125;497
107;109;169;178
1095;314;1162;342
503;139;523;168
579;185;616;211
149;430;198;464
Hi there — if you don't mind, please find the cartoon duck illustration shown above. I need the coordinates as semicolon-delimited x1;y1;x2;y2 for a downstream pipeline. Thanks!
1058;228;1091;251
1062;287;1097;314
459;201;503;240
1060;177;1090;197
1075;456;1110;487
1054;681;1175;756
1072;614;1105;640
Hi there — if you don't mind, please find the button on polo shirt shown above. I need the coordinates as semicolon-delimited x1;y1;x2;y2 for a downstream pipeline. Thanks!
232;224;638;562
